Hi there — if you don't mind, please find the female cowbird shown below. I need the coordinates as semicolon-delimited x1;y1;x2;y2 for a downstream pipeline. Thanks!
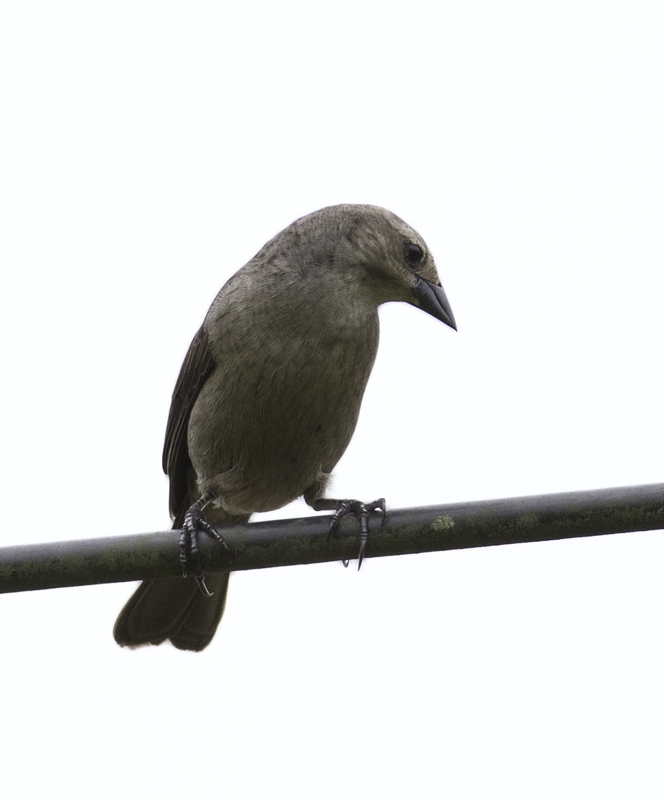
114;204;456;651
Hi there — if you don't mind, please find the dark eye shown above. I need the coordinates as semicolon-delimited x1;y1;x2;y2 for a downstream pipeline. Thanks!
405;243;424;264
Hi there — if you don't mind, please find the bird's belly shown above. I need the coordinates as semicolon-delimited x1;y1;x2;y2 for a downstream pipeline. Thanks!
188;334;376;514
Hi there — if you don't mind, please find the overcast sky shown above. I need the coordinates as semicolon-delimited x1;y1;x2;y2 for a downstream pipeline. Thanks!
2;2;664;798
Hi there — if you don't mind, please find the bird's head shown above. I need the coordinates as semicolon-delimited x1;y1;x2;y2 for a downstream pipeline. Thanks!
306;204;457;331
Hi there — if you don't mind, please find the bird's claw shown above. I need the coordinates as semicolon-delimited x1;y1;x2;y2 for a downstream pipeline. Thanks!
179;497;233;596
326;498;386;570
195;573;214;598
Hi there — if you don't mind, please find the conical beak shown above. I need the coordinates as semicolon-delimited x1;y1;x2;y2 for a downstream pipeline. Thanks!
411;277;457;330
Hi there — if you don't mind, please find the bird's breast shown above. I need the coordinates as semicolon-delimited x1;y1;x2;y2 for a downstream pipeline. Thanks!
188;310;379;513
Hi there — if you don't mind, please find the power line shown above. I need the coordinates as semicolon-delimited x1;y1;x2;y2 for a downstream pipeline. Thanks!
1;482;663;594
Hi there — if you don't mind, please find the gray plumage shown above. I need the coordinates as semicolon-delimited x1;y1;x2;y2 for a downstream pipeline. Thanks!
114;204;456;651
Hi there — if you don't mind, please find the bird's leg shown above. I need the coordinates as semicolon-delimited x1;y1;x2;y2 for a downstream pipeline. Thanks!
310;497;386;570
180;495;233;596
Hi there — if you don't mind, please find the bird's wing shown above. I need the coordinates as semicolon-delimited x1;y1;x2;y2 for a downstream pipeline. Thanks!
162;324;216;523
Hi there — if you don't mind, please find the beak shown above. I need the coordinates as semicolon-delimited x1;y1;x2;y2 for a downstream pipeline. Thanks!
411;277;457;331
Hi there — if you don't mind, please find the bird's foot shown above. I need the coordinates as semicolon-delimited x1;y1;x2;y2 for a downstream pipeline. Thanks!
314;497;386;570
179;496;233;596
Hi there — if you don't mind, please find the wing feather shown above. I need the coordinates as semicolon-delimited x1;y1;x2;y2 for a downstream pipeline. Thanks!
162;324;216;522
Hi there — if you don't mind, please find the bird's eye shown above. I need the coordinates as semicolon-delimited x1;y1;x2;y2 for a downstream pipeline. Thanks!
405;243;424;264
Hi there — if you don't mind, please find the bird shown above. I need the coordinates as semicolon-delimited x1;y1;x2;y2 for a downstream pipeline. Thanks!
113;204;456;651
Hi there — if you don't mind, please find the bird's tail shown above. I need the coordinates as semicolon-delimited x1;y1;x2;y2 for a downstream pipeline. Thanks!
113;507;249;651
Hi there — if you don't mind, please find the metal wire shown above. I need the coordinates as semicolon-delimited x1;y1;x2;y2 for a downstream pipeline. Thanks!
1;482;663;594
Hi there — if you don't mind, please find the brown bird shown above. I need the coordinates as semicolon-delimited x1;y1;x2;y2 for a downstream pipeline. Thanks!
114;204;456;651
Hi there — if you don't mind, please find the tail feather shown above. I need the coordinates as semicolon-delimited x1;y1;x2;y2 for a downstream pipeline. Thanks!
113;573;230;651
113;506;249;651
114;505;248;651
170;573;230;651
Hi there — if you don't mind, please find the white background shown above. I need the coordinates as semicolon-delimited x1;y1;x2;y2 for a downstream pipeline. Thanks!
1;2;663;798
